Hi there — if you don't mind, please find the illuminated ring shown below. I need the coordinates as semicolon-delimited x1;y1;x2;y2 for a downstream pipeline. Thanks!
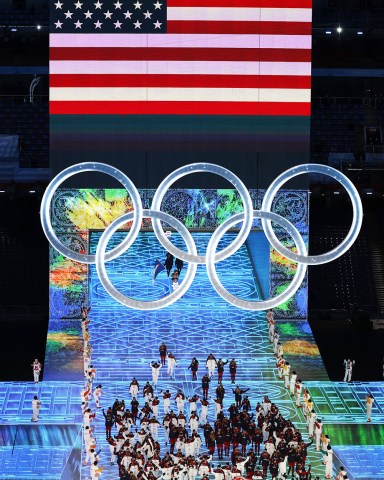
95;209;198;310
151;163;253;264
261;164;363;265
206;210;307;311
40;162;143;264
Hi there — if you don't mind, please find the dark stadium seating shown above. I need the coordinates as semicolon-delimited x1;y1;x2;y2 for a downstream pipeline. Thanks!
0;100;48;168
0;197;48;307
309;225;377;310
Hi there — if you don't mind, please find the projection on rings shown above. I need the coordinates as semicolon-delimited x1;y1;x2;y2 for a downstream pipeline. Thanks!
41;162;363;311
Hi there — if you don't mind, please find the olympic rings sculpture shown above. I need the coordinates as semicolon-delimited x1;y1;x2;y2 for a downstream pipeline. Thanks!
40;162;363;311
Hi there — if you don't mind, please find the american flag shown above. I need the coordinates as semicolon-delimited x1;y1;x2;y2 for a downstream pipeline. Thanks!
50;0;312;116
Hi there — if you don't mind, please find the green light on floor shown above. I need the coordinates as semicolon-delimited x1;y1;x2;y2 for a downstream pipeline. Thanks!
324;424;384;446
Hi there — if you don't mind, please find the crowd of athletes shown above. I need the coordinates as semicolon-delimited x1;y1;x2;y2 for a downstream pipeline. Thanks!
80;307;348;480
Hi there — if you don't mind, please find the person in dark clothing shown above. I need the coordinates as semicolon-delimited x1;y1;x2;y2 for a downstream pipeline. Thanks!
203;422;213;447
207;431;216;456
159;342;167;366
232;386;250;408
169;425;178;453
217;358;228;383
131;398;139;423
269;453;279;479
102;407;114;439
202;374;211;400
175;258;183;274
259;450;270;478
287;447;298;479
165;252;174;276
253;427;263;455
188;357;199;381
216;384;226;402
216;429;224;459
229;359;237;384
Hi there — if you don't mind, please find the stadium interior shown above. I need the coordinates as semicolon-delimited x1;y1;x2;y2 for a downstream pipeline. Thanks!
0;0;384;478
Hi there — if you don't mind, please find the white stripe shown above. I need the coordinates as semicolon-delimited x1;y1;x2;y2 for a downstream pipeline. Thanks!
259;62;311;75
260;7;312;23
258;88;310;102
259;35;311;49
50;33;311;50
168;7;311;22
50;87;311;103
50;60;311;76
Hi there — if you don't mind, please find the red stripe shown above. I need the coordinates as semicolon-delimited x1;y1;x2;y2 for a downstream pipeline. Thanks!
168;21;311;34
50;47;310;62
50;74;311;89
50;101;310;116
168;0;312;7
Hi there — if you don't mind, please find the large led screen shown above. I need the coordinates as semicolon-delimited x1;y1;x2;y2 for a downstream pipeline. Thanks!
49;0;312;185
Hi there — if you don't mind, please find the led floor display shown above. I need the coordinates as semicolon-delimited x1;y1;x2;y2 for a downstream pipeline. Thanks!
0;381;382;478
0;382;83;479
333;446;384;480
0;191;383;478
87;231;326;383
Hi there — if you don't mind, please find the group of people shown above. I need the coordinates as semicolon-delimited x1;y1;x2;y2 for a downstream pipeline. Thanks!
78;304;376;479
30;358;42;422
92;376;322;479
165;253;184;290
269;310;375;419
81;327;320;479
267;309;341;479
81;305;105;479
156;344;239;385
268;309;378;479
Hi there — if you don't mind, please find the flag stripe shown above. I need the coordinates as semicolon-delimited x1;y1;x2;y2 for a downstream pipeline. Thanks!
50;74;311;89
50;33;312;50
167;20;311;34
50;47;311;62
168;0;312;7
50;101;311;115
50;1;312;117
50;60;311;76
50;87;310;102
167;7;311;21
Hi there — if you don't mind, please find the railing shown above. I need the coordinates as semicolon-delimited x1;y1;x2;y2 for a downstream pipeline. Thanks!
314;96;384;107
309;308;348;321
0;95;48;105
328;151;384;170
349;304;382;321
0;10;48;27
310;305;382;322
